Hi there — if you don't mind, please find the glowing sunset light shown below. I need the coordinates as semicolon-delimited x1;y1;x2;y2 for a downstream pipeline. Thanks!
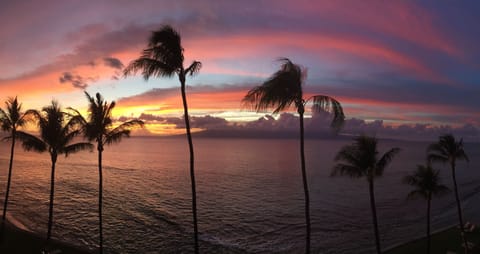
0;0;478;139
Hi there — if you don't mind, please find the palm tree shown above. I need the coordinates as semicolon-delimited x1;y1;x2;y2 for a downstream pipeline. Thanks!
123;25;202;253
331;135;400;254
16;101;93;243
427;134;469;253
71;92;143;254
403;164;449;254
0;97;31;239
243;58;344;254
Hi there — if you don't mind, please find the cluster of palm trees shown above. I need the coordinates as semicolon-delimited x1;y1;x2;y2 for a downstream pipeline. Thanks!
0;94;143;254
330;134;470;254
0;24;472;254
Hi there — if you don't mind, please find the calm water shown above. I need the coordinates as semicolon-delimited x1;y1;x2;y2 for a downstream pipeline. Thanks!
0;137;479;253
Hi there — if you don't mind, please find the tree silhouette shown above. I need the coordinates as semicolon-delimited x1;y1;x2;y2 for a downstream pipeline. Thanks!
16;101;93;245
403;164;449;254
243;58;344;254
124;25;202;253
428;134;469;254
0;97;31;240
332;135;399;254
71;92;144;254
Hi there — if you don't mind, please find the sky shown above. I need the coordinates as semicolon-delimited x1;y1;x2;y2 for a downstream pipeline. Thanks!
0;0;479;139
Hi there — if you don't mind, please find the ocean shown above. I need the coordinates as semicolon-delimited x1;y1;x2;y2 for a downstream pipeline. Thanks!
0;137;478;253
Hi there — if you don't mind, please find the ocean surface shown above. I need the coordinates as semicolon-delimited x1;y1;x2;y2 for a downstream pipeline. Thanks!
0;137;479;254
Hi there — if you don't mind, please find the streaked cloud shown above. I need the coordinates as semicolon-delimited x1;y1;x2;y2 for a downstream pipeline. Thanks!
0;0;479;133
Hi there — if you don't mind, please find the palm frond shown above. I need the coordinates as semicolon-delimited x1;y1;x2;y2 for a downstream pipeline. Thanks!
185;61;202;76
104;120;144;145
66;107;87;127
310;95;345;131
331;163;364;178
242;58;303;114
104;130;130;145
333;135;398;181
427;143;448;162
0;97;29;131
1;136;11;142
25;109;42;122
83;91;107;140
402;175;418;186
63;129;83;145
428;134;469;165
148;25;183;67
428;154;449;164
0;108;12;132
376;147;401;176
63;142;93;157
334;146;360;165
403;164;450;200
114;120;144;132
456;138;469;162
16;131;47;152
124;58;176;79
7;97;21;123
124;25;185;79
406;190;427;200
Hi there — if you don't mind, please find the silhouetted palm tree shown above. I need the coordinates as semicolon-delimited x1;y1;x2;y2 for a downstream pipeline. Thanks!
124;25;202;253
71;92;143;254
16;101;93;243
243;58;344;254
0;97;31;239
428;134;469;254
403;164;449;254
332;135;399;254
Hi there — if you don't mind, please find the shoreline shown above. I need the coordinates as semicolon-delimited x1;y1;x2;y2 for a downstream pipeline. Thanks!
0;217;94;254
383;224;455;252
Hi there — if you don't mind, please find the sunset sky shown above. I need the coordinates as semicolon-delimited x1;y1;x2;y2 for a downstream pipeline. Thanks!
1;1;479;137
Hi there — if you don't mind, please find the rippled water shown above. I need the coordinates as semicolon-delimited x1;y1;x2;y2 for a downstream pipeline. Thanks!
0;137;479;253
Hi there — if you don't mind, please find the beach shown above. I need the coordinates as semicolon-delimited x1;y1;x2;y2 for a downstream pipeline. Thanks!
0;218;92;254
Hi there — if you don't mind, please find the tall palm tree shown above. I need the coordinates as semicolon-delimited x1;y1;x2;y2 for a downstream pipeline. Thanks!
0;97;31;239
331;135;400;254
427;134;469;254
16;101;93;243
123;25;202;253
71;92;143;254
403;164;449;254
243;58;344;254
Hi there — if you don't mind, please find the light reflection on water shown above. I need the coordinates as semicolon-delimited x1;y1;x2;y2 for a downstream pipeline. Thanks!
0;137;478;253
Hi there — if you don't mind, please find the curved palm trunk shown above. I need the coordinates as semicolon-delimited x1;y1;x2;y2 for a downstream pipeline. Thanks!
179;73;199;254
47;153;57;242
426;194;431;254
298;110;311;254
368;179;381;254
98;145;104;254
451;163;468;254
1;130;16;239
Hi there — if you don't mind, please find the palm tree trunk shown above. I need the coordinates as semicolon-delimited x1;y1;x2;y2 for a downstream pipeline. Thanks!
368;179;381;254
451;163;468;254
98;146;104;254
179;73;199;254
298;110;311;254
47;153;57;242
427;194;431;254
1;131;16;240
